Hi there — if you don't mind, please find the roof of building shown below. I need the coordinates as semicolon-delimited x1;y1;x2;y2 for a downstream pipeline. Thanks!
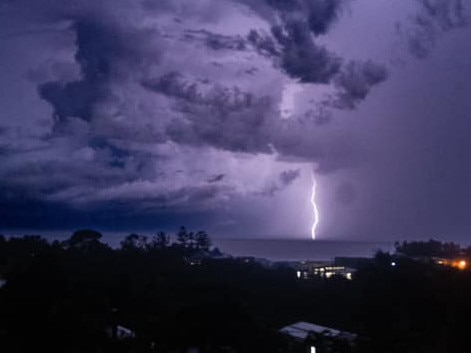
280;321;357;342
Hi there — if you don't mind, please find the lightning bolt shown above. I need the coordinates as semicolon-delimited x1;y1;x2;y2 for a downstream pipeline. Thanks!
310;171;319;240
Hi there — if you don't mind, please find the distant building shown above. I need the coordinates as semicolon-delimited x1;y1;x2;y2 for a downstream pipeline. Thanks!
106;325;136;340
281;321;357;342
293;261;355;280
312;265;355;280
397;254;470;271
433;257;468;270
281;321;357;353
184;250;208;266
235;256;272;267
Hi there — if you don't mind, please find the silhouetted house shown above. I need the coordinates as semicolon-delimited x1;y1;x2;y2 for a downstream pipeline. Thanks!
281;321;356;342
106;325;136;340
433;257;468;270
293;261;356;280
312;265;355;280
280;321;357;353
237;256;256;264
184;250;209;266
293;261;328;280
208;247;230;259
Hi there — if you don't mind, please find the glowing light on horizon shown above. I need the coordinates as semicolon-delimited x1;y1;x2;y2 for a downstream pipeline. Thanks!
310;171;319;240
457;260;467;270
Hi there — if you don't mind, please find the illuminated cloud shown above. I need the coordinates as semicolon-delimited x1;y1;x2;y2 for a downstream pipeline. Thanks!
1;0;468;239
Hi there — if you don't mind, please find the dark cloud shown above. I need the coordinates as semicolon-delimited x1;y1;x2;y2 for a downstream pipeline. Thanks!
143;72;274;153
207;174;225;183
420;0;466;29
0;188;212;233
35;0;385;162
272;20;342;83
253;169;300;197
38;17;160;130
305;0;344;36
331;60;388;110
195;23;343;84
188;0;347;84
247;30;280;57
264;0;344;35
400;0;467;59
265;0;299;12
185;29;247;51
279;169;300;186
186;25;343;85
35;21;110;127
38;80;104;124
0;0;395;235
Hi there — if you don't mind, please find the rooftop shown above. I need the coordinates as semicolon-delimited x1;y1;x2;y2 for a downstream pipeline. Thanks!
280;321;357;342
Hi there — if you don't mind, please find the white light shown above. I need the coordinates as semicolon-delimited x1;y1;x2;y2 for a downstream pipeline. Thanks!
297;271;301;279
310;171;319;240
391;262;396;267
346;272;352;280
311;346;317;353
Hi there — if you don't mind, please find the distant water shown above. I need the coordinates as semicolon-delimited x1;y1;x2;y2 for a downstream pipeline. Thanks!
213;239;394;261
1;230;393;261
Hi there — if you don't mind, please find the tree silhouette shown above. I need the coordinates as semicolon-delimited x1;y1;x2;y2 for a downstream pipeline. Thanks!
66;229;104;249
395;239;461;258
151;231;169;249
195;231;211;251
120;233;148;251
176;226;190;248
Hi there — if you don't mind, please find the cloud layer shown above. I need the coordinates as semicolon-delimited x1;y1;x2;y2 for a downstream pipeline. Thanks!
3;0;468;239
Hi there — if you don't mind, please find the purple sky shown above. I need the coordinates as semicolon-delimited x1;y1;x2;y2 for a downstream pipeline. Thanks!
0;0;470;242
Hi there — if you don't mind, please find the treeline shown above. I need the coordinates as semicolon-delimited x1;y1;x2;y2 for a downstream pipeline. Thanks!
394;238;471;258
1;234;471;353
0;228;326;353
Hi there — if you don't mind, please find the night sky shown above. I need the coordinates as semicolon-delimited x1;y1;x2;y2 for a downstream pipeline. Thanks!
1;0;470;242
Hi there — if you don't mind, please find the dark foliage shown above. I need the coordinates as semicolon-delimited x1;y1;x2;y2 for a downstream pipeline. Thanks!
0;234;470;352
395;239;461;258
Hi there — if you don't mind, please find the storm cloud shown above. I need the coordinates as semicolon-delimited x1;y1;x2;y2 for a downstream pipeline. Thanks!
29;0;388;167
399;0;467;59
2;0;469;240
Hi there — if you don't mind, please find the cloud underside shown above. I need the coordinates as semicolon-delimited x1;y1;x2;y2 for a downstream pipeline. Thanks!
400;0;467;59
1;0;392;222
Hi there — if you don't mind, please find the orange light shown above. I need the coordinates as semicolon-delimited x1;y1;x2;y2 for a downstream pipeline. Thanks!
450;260;467;270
